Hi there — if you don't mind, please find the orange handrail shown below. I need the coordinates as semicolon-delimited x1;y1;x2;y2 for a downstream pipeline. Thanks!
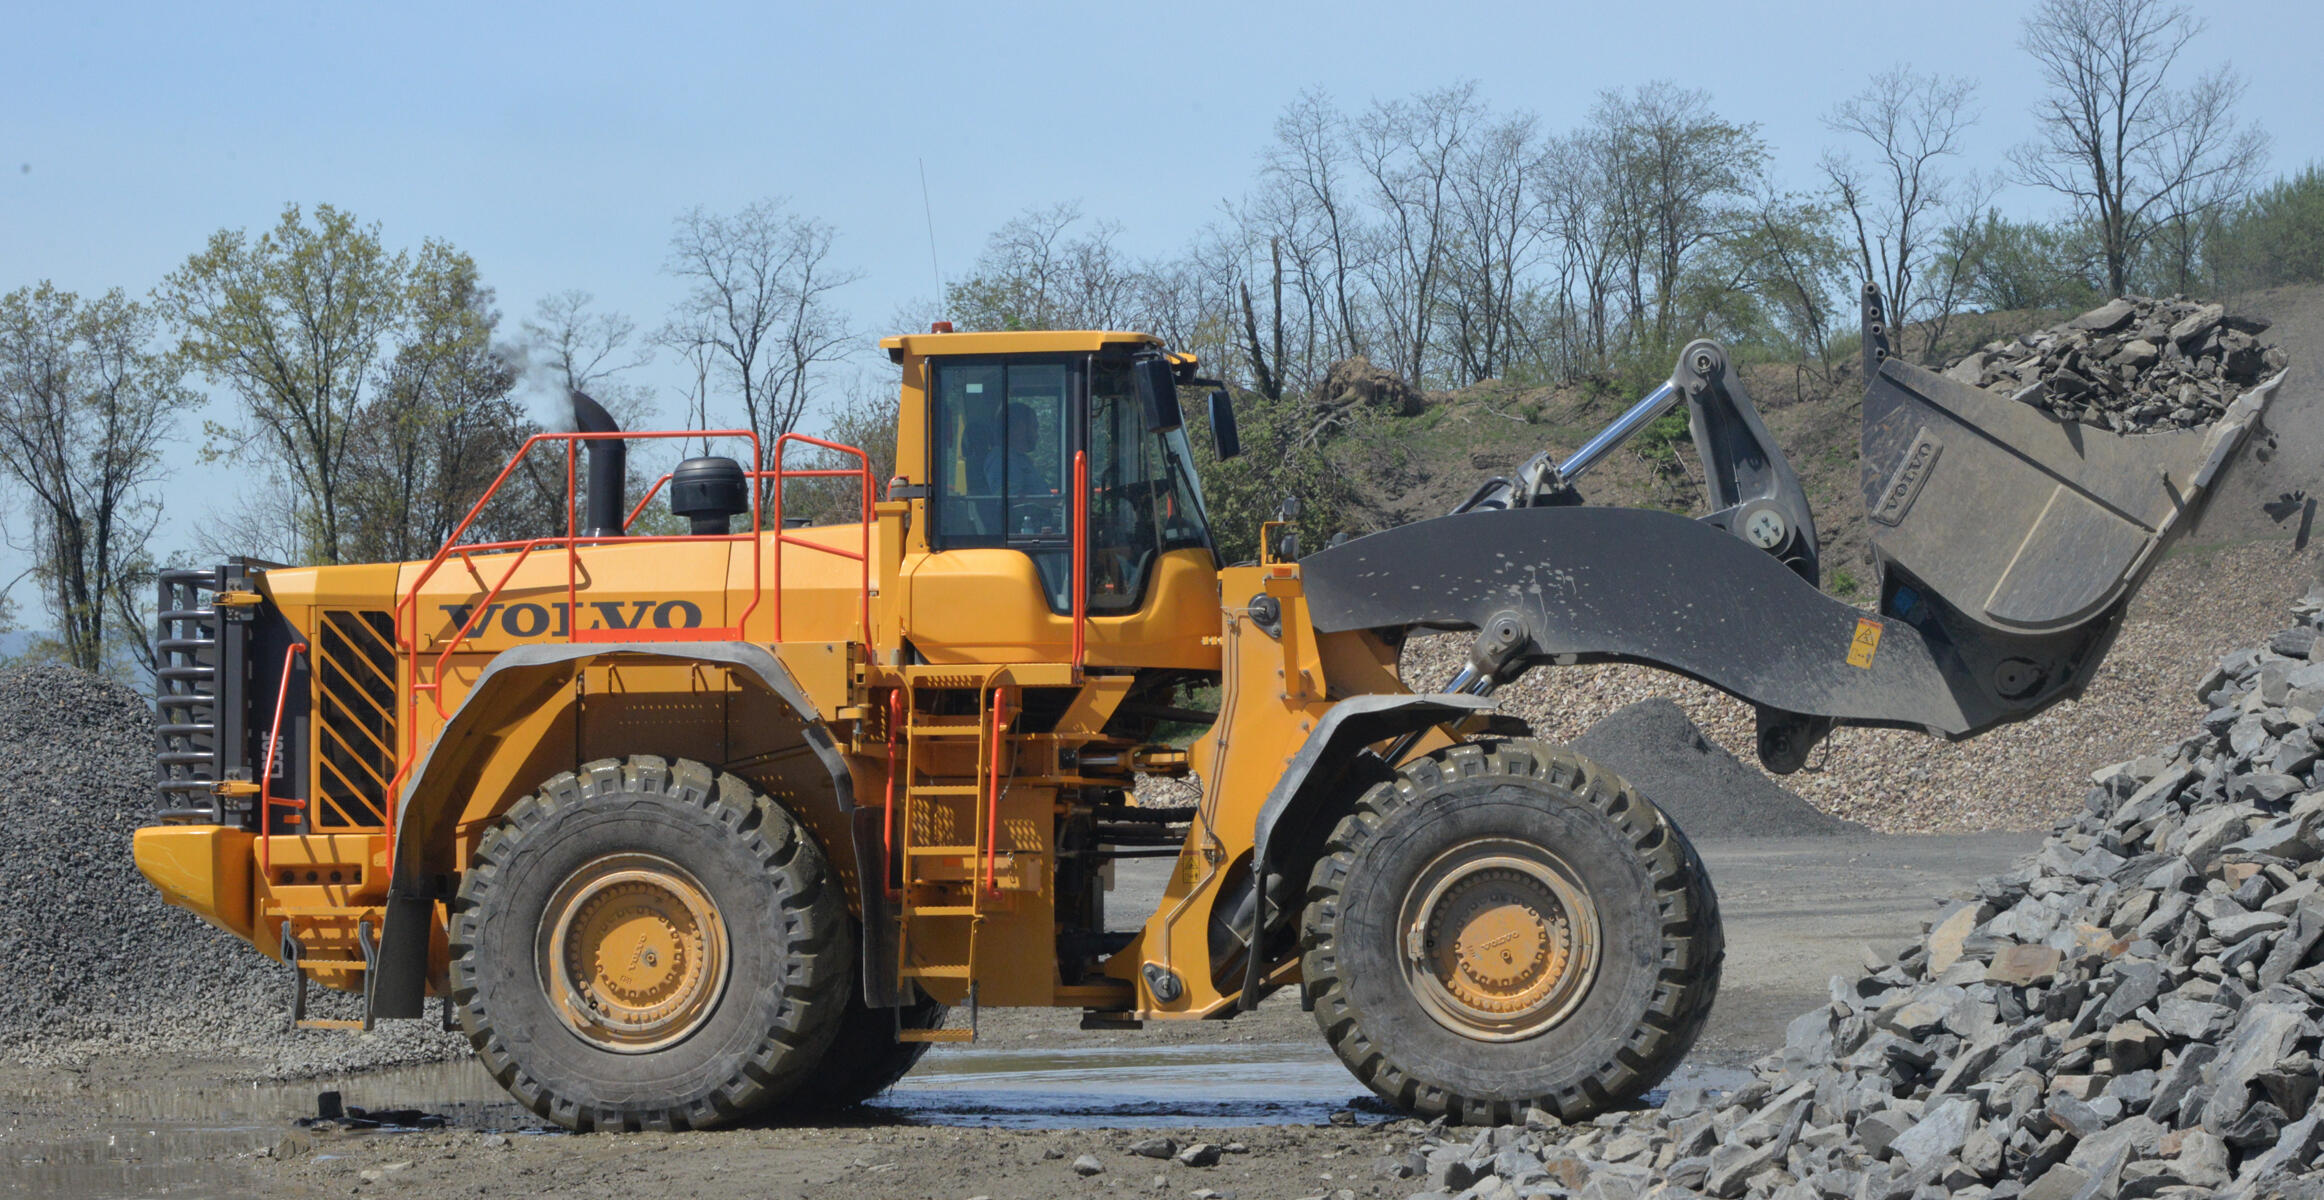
256;642;308;884
767;433;874;644
982;686;1012;894
882;687;903;901
1070;451;1087;672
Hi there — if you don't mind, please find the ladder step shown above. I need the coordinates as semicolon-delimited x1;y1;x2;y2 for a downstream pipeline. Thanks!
900;963;972;980
292;958;367;970
296;1018;368;1031
909;784;983;796
908;905;980;917
908;726;985;739
268;906;375;917
897;1027;975;1043
907;845;981;856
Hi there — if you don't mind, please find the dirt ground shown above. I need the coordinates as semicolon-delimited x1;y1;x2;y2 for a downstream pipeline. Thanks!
0;831;2039;1200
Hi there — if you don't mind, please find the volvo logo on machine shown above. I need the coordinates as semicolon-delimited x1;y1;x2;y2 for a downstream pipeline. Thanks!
438;599;705;640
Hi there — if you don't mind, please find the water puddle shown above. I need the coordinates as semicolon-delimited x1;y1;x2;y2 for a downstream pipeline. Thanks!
875;1041;1367;1128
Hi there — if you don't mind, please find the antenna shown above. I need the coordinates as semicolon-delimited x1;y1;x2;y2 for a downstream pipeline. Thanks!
918;157;942;294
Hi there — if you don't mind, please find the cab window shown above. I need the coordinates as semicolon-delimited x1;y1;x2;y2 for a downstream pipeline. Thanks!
931;361;1069;546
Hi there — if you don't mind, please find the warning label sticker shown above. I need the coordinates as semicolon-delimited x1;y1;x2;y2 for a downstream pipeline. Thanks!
1847;617;1883;669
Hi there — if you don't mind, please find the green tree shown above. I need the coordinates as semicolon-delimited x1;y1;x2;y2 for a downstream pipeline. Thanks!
0;284;186;672
1179;385;1372;566
1957;212;2102;312
2204;164;2324;292
158;203;406;563
341;244;533;563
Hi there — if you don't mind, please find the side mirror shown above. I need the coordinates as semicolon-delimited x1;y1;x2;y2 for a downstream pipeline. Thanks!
1208;389;1241;459
1134;359;1184;432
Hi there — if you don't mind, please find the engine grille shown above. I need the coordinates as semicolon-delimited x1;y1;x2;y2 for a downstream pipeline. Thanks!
312;609;398;828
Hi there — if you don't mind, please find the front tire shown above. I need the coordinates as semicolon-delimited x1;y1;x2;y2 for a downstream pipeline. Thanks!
449;756;851;1131
1300;739;1721;1124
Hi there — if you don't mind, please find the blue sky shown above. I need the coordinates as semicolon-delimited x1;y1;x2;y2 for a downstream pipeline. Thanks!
4;0;2320;608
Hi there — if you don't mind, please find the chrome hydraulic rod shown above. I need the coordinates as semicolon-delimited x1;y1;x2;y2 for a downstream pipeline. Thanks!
1379;664;1497;766
1554;379;1680;485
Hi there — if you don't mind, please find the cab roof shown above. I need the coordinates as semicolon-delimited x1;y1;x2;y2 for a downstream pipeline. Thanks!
881;329;1165;363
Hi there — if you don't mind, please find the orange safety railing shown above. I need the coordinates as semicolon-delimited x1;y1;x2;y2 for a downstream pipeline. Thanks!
622;432;875;643
256;642;308;883
378;428;877;876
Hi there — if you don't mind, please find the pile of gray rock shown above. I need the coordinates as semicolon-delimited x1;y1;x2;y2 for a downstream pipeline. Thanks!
1393;583;2324;1200
1942;296;2285;433
0;664;465;1075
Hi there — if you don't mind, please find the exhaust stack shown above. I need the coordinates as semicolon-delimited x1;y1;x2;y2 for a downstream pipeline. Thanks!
571;390;626;539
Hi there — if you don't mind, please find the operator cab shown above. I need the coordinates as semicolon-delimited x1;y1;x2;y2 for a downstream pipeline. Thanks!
883;329;1227;668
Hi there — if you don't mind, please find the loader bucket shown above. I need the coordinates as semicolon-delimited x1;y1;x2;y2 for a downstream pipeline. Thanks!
1860;355;2282;637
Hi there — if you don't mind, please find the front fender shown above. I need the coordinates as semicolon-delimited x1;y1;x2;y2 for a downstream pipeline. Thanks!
1239;692;1503;1008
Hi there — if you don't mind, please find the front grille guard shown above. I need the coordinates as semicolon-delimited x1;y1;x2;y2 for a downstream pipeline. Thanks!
154;561;264;825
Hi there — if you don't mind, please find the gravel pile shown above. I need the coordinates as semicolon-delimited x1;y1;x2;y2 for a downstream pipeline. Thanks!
0;664;465;1076
1941;296;2286;433
1569;699;1861;840
1388;586;2324;1200
1406;542;2319;836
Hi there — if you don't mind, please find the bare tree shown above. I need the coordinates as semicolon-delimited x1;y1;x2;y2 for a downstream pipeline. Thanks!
1540;130;1624;369
0;284;185;672
945;203;1152;333
1441;110;1549;383
1264;90;1367;360
2011;0;2268;295
159;203;406;563
1354;82;1481;384
1822;67;1980;334
664;198;861;476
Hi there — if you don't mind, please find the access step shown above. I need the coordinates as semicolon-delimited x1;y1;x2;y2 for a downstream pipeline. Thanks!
900;963;972;980
897;1027;975;1044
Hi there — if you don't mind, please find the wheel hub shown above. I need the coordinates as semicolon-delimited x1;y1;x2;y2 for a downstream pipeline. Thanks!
539;853;730;1053
1400;841;1601;1042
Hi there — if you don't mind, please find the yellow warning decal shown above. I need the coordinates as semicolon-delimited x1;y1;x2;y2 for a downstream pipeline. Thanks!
1847;617;1883;669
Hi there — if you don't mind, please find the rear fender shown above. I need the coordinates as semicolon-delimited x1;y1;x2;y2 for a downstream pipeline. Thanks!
368;642;880;1019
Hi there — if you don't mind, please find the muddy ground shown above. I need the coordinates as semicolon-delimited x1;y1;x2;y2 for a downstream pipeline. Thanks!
0;831;2038;1199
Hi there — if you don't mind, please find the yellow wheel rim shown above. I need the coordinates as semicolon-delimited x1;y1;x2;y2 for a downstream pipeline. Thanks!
1398;839;1601;1042
538;853;730;1054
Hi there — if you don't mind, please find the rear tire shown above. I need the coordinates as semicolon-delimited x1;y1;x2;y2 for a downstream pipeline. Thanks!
449;755;851;1131
1300;739;1720;1125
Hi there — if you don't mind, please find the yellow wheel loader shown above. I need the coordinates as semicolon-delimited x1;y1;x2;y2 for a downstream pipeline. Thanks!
134;287;2279;1130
